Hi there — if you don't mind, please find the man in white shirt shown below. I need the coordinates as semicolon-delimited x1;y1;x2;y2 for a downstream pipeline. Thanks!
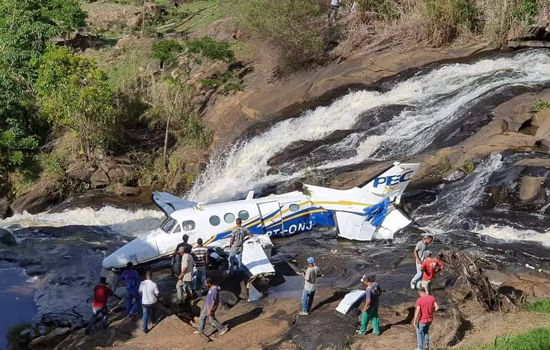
139;271;160;334
177;246;195;301
328;0;340;23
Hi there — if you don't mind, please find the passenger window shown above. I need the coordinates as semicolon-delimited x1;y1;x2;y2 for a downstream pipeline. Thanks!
238;210;249;221
224;213;235;223
289;204;300;212
172;224;182;234
182;220;195;231
209;215;220;226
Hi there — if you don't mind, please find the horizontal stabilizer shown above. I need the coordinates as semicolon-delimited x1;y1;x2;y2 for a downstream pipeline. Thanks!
152;192;197;216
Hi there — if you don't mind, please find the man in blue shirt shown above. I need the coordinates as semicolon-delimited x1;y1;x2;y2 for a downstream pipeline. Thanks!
194;278;229;336
116;262;141;316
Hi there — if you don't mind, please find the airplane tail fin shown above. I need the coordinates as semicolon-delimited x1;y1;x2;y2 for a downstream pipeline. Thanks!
356;162;421;204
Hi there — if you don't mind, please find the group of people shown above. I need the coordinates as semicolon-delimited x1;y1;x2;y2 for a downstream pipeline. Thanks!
300;235;443;350
87;263;228;336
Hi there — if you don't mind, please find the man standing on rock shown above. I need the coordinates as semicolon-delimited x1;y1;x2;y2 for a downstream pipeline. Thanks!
300;257;322;316
357;276;382;336
86;277;119;335
410;235;433;290
139;271;160;334
414;286;439;350
172;234;192;277
194;278;229;336
228;218;253;276
420;251;443;295
116;262;141;316
192;238;209;294
327;0;340;23
177;246;195;301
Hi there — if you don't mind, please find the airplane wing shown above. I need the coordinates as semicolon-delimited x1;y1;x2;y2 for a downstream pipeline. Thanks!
152;192;197;216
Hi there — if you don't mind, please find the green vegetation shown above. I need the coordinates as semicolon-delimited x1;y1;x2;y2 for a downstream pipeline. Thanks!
457;328;550;350
153;39;184;67
36;46;119;156
238;0;325;72
533;99;550;112
527;299;550;313
186;37;235;63
201;70;244;95
462;161;476;174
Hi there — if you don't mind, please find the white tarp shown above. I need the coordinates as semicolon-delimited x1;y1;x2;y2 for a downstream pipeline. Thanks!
336;289;366;315
241;236;275;277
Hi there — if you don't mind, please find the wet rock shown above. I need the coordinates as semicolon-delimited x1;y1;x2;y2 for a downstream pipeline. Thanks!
20;327;37;341
0;197;10;219
10;182;60;214
65;162;94;182
443;169;467;183
535;139;550;153
113;185;142;196
184;162;205;175
90;171;109;189
29;327;71;350
519;176;544;201
0;228;17;246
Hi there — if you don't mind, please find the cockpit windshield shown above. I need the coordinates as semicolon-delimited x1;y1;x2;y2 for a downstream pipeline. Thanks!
160;217;177;233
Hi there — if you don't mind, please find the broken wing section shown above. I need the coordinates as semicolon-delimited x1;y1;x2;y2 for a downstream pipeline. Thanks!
152;192;197;216
241;235;275;277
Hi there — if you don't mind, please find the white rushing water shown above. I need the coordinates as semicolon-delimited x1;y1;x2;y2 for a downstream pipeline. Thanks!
474;225;550;246
189;51;550;203
0;207;164;237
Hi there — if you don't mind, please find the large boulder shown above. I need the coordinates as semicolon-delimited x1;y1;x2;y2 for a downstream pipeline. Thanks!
493;94;535;132
10;182;59;214
519;176;545;201
29;327;71;350
0;228;17;246
65;162;95;182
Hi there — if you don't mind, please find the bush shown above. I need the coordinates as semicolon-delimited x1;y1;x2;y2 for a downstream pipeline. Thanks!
35;46;119;157
152;39;183;67
238;0;325;72
493;328;550;350
186;37;235;63
200;70;244;95
357;0;399;21
533;99;550;112
7;323;35;350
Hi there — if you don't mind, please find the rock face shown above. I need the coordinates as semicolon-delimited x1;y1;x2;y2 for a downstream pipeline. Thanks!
0;228;17;246
65;162;94;182
10;182;60;214
0;197;10;219
29;327;71;350
519;176;545;201
90;171;110;189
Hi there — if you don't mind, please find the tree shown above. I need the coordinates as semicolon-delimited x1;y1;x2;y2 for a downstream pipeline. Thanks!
35;46;118;159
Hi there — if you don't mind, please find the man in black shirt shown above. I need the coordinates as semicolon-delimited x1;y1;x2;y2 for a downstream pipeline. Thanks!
172;234;192;276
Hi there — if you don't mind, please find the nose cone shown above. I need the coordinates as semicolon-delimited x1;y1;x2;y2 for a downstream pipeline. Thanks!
102;235;160;270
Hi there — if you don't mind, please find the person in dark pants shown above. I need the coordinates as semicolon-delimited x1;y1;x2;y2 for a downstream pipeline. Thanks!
299;257;322;316
139;271;160;334
228;218;253;276
327;0;340;23
194;278;229;336
414;286;440;350
115;262;141;316
86;277;120;335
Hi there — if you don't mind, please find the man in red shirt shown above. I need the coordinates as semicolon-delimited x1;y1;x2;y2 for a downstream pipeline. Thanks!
414;286;439;350
420;251;443;295
86;277;120;335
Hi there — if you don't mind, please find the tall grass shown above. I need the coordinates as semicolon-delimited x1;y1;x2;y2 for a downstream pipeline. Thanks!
527;299;550;313
335;0;550;57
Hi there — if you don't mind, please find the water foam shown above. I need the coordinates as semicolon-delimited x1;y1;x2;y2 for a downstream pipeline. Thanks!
475;224;550;246
0;207;164;237
190;51;550;202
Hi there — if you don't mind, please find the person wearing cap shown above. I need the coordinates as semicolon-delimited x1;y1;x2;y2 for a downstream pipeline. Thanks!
115;262;141;316
356;276;382;335
420;251;443;295
172;234;192;277
299;257;322;316
410;235;433;290
414;286;439;350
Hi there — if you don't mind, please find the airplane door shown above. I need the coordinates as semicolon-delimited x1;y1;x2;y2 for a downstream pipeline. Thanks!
257;201;284;237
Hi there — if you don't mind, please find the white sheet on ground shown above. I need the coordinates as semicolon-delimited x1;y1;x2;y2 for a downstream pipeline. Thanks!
336;289;366;315
242;236;275;277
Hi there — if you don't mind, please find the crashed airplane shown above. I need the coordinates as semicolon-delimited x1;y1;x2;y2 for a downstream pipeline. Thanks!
102;162;421;271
